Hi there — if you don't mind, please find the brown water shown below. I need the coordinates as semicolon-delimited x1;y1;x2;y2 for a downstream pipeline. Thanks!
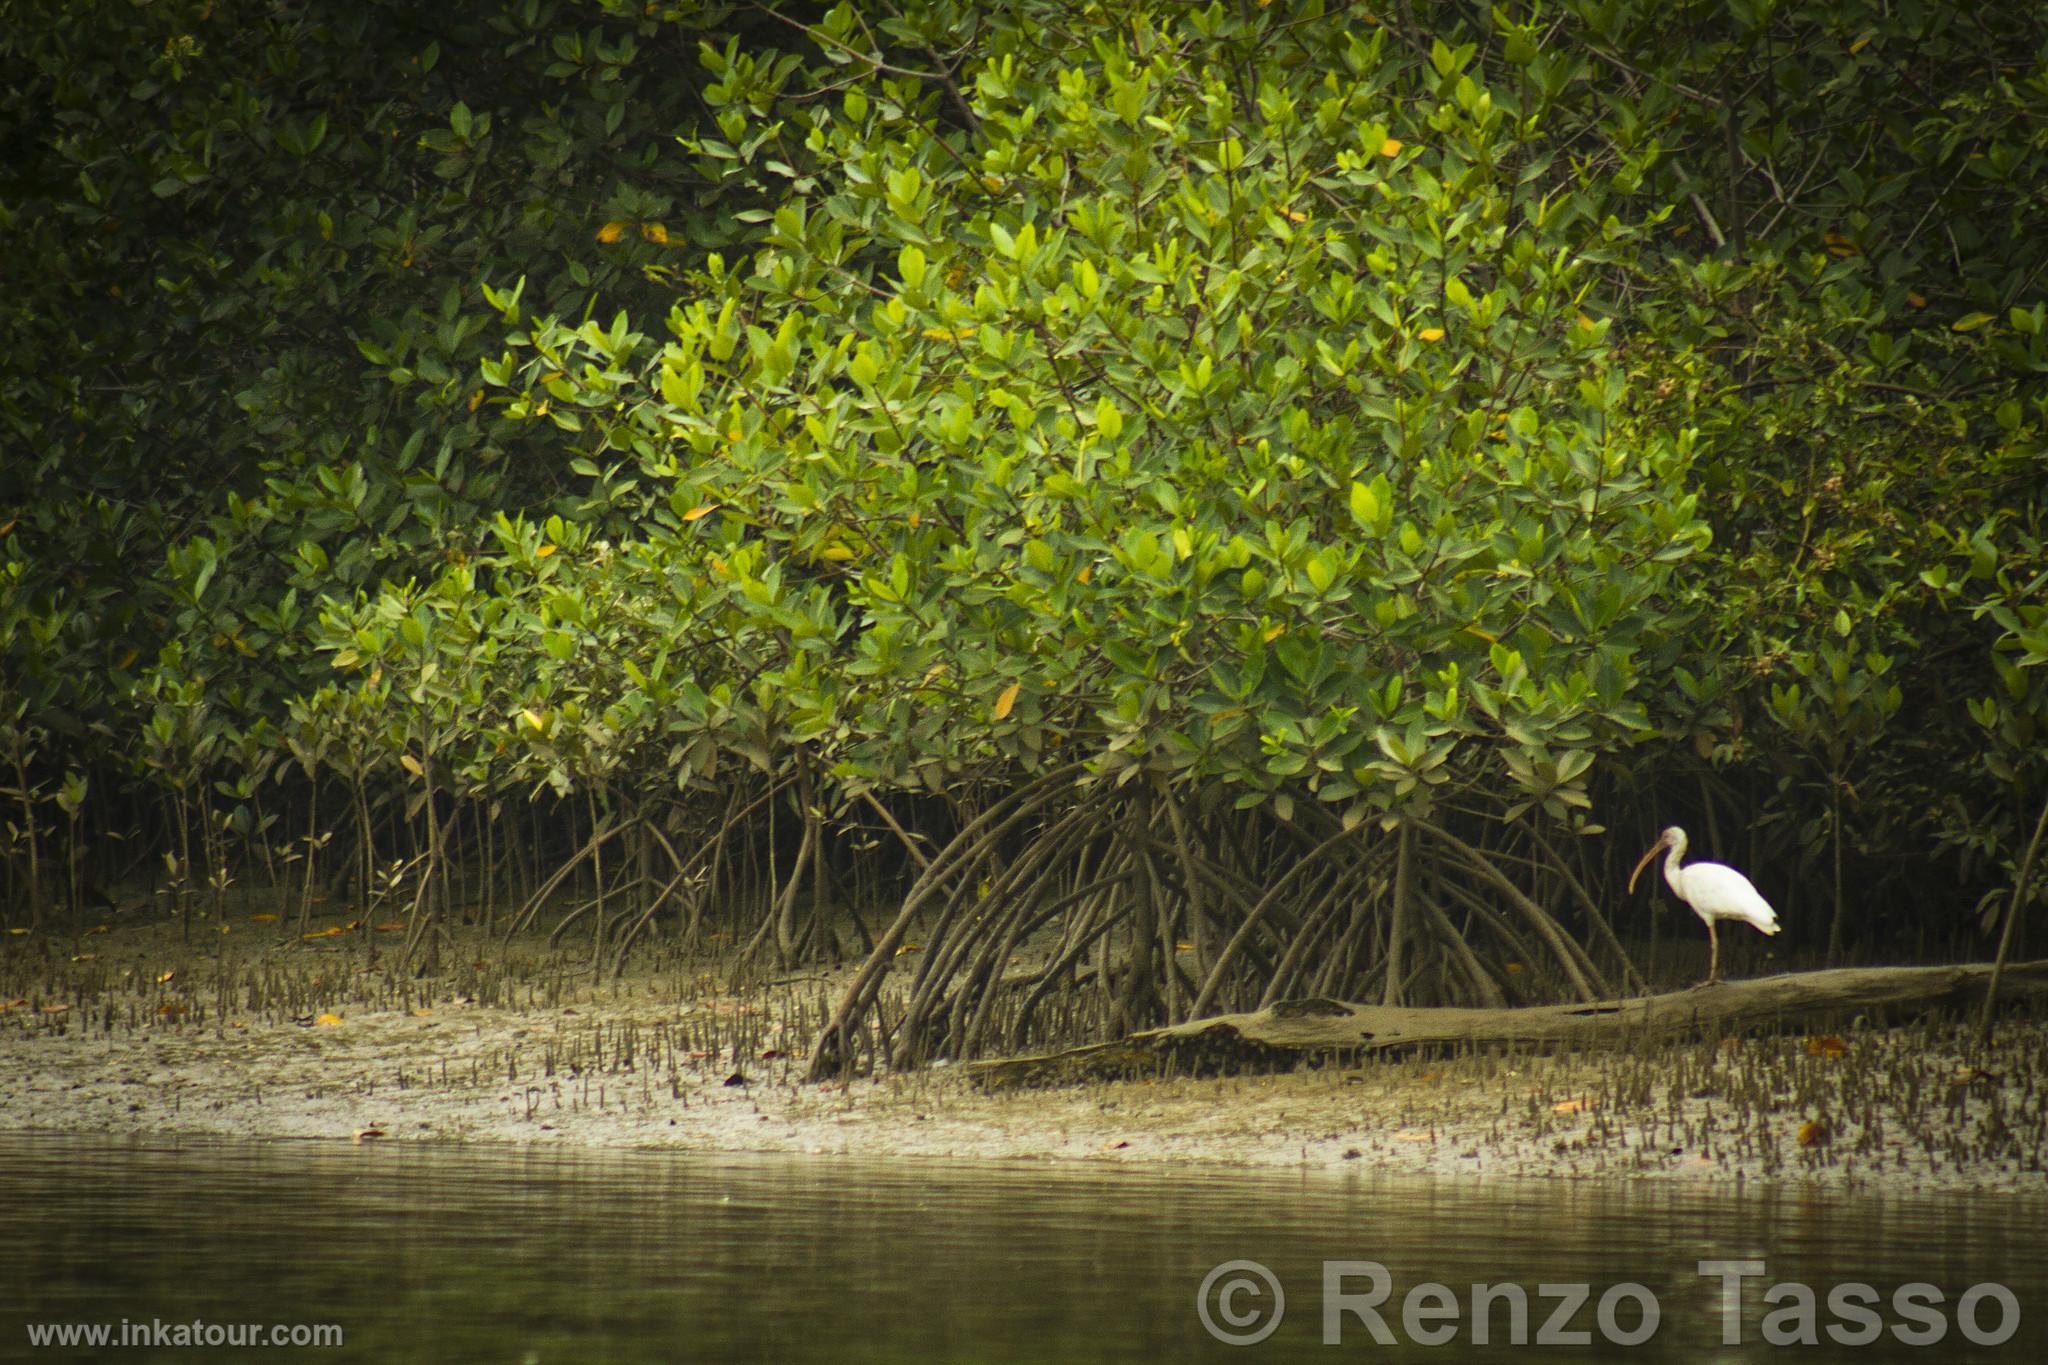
3;1135;2042;1362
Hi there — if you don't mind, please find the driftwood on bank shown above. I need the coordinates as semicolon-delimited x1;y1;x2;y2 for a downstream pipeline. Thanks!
967;960;2048;1089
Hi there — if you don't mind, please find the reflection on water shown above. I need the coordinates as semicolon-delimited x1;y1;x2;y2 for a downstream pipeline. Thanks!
3;1134;2041;1362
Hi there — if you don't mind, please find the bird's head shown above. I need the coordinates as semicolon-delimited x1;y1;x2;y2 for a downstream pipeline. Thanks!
1626;826;1688;895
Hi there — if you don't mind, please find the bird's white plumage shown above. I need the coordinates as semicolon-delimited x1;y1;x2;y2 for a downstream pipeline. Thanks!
1628;825;1781;983
1664;858;1779;934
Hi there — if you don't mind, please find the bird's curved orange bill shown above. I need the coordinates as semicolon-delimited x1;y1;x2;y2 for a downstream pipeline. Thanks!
1626;841;1664;895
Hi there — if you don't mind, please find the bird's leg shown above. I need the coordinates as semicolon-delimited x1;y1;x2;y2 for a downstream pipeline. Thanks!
1706;919;1720;985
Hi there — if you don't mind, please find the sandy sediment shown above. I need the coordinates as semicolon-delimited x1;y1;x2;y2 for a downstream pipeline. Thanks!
3;917;2044;1190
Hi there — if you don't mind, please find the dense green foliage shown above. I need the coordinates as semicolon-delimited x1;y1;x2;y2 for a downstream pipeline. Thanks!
4;1;2045;1065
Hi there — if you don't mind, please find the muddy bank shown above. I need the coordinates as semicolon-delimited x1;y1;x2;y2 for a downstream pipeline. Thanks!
3;916;2045;1190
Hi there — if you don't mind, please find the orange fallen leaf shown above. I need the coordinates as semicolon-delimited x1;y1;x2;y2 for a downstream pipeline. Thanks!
1805;1035;1847;1058
1553;1095;1598;1115
157;970;176;984
157;1003;187;1017
42;1003;71;1015
314;1012;344;1027
1797;1119;1830;1147
374;922;407;933
304;927;346;939
1393;1130;1432;1142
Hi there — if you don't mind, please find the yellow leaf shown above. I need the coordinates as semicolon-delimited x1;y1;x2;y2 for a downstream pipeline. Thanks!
1076;565;1091;584
994;682;1021;719
1823;231;1861;257
596;220;627;244
921;325;976;340
249;913;277;923
1952;311;1995;332
1417;327;1444;342
1504;962;1524;973
1849;35;1870;53
400;753;423;777
520;708;546;732
1262;623;1284;642
315;1012;344;1026
1281;207;1307;223
816;542;857;561
1380;138;1404;157
1906;291;1927;309
157;970;176;984
535;543;556;557
1577;313;1597;330
639;222;670;244
894;942;922;956
467;389;483;412
682;504;719;521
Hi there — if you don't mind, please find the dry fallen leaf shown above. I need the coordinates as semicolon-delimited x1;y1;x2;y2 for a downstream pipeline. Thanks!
314;1012;344;1027
1805;1036;1847;1059
1797;1119;1831;1147
1553;1096;1598;1115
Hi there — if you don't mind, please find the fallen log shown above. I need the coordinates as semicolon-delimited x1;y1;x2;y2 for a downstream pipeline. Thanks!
967;960;2048;1089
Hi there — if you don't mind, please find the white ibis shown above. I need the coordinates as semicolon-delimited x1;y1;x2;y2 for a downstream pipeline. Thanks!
1628;826;1780;984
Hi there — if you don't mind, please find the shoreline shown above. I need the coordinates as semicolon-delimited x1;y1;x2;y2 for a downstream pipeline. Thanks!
4;917;2045;1191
